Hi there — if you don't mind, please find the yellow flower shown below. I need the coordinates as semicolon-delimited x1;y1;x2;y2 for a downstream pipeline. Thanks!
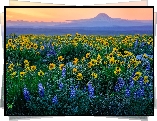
109;53;114;58
133;76;139;81
40;46;44;50
77;73;83;80
26;44;31;49
6;44;9;49
104;61;107;65
73;58;79;65
109;57;115;64
127;64;131;68
91;72;98;79
135;72;142;77
128;43;133;47
144;76;149;84
58;56;64;61
30;43;34;48
36;52;40;55
115;60;120;64
8;63;14;70
73;68;77;74
112;48;118;53
149;58;153;61
52;43;55;46
72;42;78;47
72;60;77;65
31;65;36;71
81;57;85;62
97;54;102;61
8;39;12;44
24;60;29;67
104;42;109;46
143;53;148;58
133;72;142;81
74;58;79;62
88;61;93;68
59;64;65;70
20;47;23;51
25;67;30;72
147;42;150;45
33;44;38;50
24;60;29;64
90;59;96;65
130;58;135;64
20;72;26;77
10;71;17;78
38;70;44;76
117;52;122;57
86;53;90;58
11;45;16;50
116;67;121;71
49;63;56;70
114;67;121;75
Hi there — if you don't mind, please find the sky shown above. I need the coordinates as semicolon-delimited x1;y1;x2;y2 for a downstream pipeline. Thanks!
5;0;154;23
6;8;153;22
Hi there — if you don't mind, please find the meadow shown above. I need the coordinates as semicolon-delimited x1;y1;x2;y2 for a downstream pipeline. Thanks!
6;33;154;115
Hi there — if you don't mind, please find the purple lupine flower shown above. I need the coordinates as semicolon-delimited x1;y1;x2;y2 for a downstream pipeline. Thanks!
138;77;144;87
52;95;58;104
49;49;56;56
87;82;94;98
134;40;138;48
149;93;153;99
59;81;64;90
146;62;150;71
125;88;130;97
46;53;51;58
75;85;78;90
114;77;125;92
114;85;120;92
129;77;134;88
140;42;145;47
38;83;44;97
70;86;76;98
62;67;66;78
83;86;87;93
23;87;30;101
46;43;56;57
134;88;144;99
118;77;125;87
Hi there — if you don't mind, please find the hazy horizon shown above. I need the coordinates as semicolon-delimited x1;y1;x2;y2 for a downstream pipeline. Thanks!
6;26;153;36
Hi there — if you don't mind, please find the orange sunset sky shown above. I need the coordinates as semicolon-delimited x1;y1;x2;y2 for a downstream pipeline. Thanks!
6;8;153;22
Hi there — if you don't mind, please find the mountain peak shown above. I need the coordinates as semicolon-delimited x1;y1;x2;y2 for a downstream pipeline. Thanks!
94;13;111;20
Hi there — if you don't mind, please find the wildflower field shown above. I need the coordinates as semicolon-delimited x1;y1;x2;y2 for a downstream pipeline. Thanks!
6;33;154;115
